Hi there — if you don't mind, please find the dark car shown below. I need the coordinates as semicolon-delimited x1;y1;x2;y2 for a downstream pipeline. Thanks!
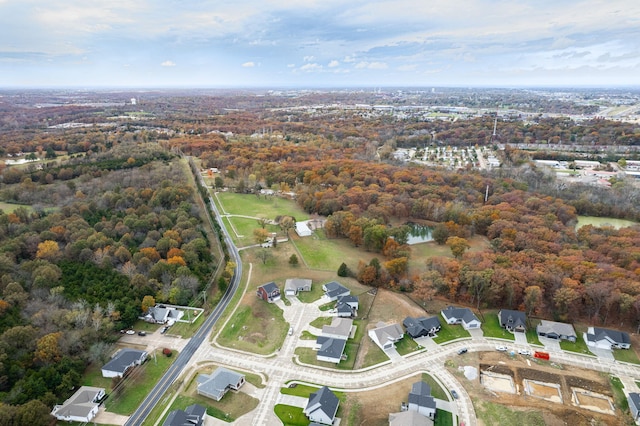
451;389;459;399
457;347;468;355
138;331;146;336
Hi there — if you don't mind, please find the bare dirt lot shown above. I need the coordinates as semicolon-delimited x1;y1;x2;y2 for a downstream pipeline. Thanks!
452;351;628;426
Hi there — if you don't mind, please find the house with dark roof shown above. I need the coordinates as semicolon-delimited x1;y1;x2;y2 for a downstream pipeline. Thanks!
368;322;404;351
284;278;312;296
403;316;441;338
585;327;631;350
163;404;206;426
440;306;481;330
335;295;359;318
498;309;527;333
628;392;640;422
304;386;340;425
101;348;148;378
256;281;281;303
536;320;577;342
315;336;347;364
323;281;350;301
51;386;105;423
196;367;245;401
389;410;434;426
408;381;436;419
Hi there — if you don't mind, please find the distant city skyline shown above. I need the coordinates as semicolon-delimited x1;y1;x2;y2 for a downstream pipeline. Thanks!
1;1;639;88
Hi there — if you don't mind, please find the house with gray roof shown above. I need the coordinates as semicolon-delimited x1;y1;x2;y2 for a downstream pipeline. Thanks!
335;295;359;318
368;322;404;351
315;336;347;364
628;392;640;422
403;316;441;338
256;281;281;303
51;386;105;423
101;348;148;378
498;309;527;333
408;381;436;419
440;306;481;330
585;327;631;350
197;367;245;401
304;386;340;425
322;317;353;340
536;320;577;342
323;281;350;301
284;278;312;296
163;404;206;426
145;305;183;325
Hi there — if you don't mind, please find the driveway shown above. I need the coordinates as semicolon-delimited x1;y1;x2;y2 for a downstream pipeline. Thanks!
468;328;484;340
384;347;403;362
538;336;562;352
589;346;615;361
414;336;439;351
514;331;528;345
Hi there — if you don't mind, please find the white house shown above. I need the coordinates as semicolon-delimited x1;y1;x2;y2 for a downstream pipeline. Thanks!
51;386;105;423
440;306;481;330
368;322;404;351
284;278;312;296
585;327;631;350
304;386;340;425
196;367;245;401
101;348;148;378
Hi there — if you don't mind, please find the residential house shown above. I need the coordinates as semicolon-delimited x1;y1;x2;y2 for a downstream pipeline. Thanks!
323;281;350;301
284;278;312;296
322;317;354;340
163;404;206;426
536;320;577;342
585;327;631;350
408;381;436;420
403;316;441;338
628;392;640;422
389;410;434;426
440;306;481;330
498;309;527;333
304;386;340;425
368;322;404;351
315;336;348;363
196;367;245;401
336;295;359;318
101;348;148;378
51;386;105;423
295;221;313;237
145;305;183;325
256;281;281;303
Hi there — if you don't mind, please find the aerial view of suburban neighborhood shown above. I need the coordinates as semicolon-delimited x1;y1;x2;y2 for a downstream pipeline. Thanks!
2;2;640;426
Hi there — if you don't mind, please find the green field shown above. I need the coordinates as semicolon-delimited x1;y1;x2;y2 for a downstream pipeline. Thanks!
576;215;637;229
215;192;309;220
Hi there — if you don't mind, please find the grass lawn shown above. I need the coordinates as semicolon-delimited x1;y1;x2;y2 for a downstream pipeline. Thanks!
297;283;325;303
422;373;447;400
613;348;640;364
168;312;205;338
216;302;287;354
310;316;333;328
361;344;390;367
435;408;454;426
226;216;281;247
274;405;308;426
408;235;490;273
432;321;470;344
216;192;308;221
479;311;515;341
82;363;114;390
475;399;545;426
395;335;422;356
610;376;629;411
0;201;36;214
559;329;591;356
293;230;381;272
104;351;176;415
300;330;317;340
525;319;542;345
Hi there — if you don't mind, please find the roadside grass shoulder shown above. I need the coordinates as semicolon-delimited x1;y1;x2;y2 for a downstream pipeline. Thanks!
422;372;447;400
610;375;629;411
480;311;515;341
614;348;640;364
432;321;470;344
525;319;542;346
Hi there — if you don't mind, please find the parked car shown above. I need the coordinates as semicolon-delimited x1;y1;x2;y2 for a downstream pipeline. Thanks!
457;347;468;355
495;345;508;352
288;327;294;336
451;389;459;399
138;331;146;336
126;330;135;335
518;349;532;356
161;326;169;334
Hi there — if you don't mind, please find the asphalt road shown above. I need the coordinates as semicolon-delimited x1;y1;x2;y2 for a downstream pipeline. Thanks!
124;173;242;426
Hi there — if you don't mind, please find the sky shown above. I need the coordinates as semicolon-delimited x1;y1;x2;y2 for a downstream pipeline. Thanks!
1;0;639;88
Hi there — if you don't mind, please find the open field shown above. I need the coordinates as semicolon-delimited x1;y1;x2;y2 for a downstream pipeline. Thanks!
215;192;309;221
576;215;637;229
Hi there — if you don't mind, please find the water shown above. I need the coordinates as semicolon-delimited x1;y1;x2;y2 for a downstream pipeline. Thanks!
406;223;434;245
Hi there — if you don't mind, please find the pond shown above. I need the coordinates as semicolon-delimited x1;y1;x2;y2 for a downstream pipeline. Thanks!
406;223;434;245
576;216;637;229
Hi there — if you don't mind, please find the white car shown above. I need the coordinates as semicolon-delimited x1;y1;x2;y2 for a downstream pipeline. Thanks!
288;327;294;336
125;330;135;335
518;349;532;356
495;345;508;352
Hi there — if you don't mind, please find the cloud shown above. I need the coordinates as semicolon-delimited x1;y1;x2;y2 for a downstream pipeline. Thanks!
300;63;322;71
303;55;315;62
328;60;339;67
161;60;176;67
355;61;388;70
242;61;255;67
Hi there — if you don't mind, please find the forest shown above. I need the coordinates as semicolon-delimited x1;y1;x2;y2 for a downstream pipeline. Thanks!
0;142;216;423
0;88;639;423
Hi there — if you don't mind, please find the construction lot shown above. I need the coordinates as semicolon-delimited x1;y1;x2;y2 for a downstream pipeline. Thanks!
452;351;627;426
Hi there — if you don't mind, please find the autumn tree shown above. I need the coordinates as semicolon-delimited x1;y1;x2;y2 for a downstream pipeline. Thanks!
446;236;470;259
253;228;270;245
141;295;156;313
34;331;63;365
523;285;542;316
35;240;60;261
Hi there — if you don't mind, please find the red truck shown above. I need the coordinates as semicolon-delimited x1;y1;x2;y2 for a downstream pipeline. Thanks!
534;351;550;360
